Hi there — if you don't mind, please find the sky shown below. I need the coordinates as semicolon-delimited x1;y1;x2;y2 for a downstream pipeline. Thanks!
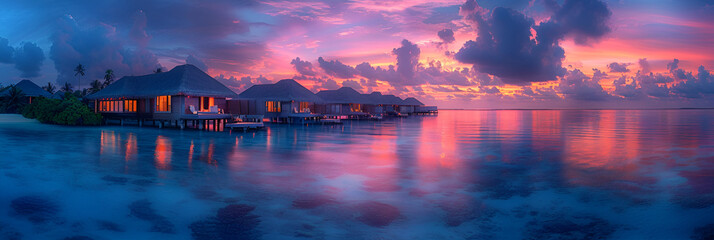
0;0;713;109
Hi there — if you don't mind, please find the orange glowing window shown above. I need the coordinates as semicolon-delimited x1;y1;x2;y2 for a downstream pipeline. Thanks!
156;96;171;112
299;102;309;112
200;97;214;111
124;100;136;112
350;103;362;112
266;101;281;112
99;100;131;112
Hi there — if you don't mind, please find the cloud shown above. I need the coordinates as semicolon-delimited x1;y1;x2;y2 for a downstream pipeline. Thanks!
455;7;566;84
612;75;642;99
431;85;463;92
392;39;421;85
317;57;357;78
550;0;612;45
310;78;340;92
13;42;45;78
0;38;46;78
638;58;651;74
558;68;611;101
49;15;161;87
186;54;208;72
479;86;500;94
671;65;714;98
130;10;151;48
455;0;611;84
607;62;630;73
0;37;13;64
290;57;317;76
515;86;561;101
667;58;679;72
437;29;455;44
215;74;270;93
341;79;363;91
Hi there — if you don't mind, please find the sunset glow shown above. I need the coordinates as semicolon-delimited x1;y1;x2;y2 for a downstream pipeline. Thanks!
0;0;712;109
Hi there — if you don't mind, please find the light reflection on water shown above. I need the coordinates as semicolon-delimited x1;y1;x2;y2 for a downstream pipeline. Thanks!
1;110;713;239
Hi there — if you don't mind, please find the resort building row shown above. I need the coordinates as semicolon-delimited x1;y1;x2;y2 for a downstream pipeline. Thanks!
5;64;436;127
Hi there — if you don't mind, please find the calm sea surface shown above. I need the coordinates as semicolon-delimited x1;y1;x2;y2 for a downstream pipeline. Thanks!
1;110;713;239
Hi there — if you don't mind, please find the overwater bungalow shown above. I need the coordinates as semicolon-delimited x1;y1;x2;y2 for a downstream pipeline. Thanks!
399;97;424;115
315;87;369;118
361;92;404;116
86;64;238;129
232;79;323;123
0;80;53;104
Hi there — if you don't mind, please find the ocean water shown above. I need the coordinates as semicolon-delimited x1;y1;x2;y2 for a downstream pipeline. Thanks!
1;110;713;239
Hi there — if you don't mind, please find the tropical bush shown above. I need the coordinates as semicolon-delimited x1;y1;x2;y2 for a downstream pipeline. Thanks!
22;96;102;125
0;86;27;113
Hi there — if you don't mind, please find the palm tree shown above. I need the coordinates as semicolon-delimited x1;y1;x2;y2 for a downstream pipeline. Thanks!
74;63;86;89
43;82;56;94
89;79;103;94
103;69;114;87
61;82;73;92
1;85;26;113
154;67;163;73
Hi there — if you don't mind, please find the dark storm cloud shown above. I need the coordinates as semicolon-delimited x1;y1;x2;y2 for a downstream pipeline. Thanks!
317;57;358;79
186;55;208;72
550;0;612;45
455;0;612;84
0;38;46;78
455;7;566;84
607;62;630;73
0;38;13;64
50;15;161;86
13;42;45;78
290;57;317;76
437;29;455;44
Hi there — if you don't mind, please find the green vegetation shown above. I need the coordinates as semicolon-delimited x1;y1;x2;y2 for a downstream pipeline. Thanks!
21;95;102;126
0;86;27;113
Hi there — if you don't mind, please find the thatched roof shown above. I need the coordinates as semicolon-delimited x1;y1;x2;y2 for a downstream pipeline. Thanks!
0;80;52;98
363;92;403;105
238;79;323;102
86;64;238;99
401;97;424;106
316;87;367;104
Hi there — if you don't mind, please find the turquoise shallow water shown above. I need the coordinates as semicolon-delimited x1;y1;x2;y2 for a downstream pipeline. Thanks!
0;110;713;239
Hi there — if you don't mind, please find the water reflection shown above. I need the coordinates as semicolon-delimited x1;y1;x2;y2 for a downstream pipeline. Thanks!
154;136;171;170
63;109;714;238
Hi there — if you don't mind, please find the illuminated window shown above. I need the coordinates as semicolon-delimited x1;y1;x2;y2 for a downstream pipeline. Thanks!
124;100;137;112
266;101;281;112
156;95;171;112
350;103;362;112
299;102;309;112
200;97;214;111
99;100;128;112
